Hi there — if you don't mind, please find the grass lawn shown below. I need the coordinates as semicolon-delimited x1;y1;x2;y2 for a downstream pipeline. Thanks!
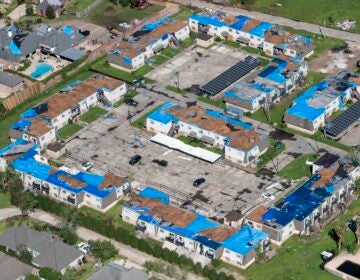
165;85;188;95
0;192;11;209
0;221;6;233
0;67;94;149
66;0;95;12
241;199;360;280
148;55;169;66
87;1;164;27
197;96;225;109
79;106;108;124
57;123;83;140
170;5;199;21
113;90;139;108
224;40;240;48
161;47;181;58
91;57;153;83
131;104;164;128
180;36;195;48
245;0;360;34
278;153;318;180
177;135;223;155
257;139;285;170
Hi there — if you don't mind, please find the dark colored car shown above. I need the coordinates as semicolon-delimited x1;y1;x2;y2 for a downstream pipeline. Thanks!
125;98;139;107
344;49;352;54
129;155;142;165
193;178;206;187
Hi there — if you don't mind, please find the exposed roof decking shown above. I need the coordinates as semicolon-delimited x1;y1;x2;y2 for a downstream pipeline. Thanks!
246;205;268;223
200;225;237;242
150;205;197;228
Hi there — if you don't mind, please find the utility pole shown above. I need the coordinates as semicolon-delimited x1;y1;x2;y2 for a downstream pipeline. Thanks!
175;71;180;93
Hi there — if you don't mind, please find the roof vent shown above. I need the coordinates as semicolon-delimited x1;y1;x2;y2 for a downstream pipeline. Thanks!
188;111;197;118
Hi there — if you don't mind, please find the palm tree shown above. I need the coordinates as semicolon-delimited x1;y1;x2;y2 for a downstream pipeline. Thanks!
334;224;345;250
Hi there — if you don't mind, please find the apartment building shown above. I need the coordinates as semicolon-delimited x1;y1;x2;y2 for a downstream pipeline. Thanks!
9;75;127;148
121;187;269;269
146;102;269;165
107;18;189;72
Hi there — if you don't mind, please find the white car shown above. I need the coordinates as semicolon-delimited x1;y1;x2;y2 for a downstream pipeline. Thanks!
262;193;275;201
81;161;93;171
76;242;91;254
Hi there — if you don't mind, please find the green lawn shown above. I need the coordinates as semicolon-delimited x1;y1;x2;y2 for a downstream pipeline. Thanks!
242;199;360;280
224;40;240;48
57;123;83;140
245;0;360;34
148;55;169;66
197;96;225;109
165;85;189;95
177;135;223;155
161;47;181;58
0;67;94;149
278;153;318;180
170;5;199;21
113;90;139;108
66;0;96;12
91;57;153;83
79;106;108;124
180;34;196;48
0;221;7;233
87;1;164;27
0;192;11;209
131;104;164;128
257;139;285;170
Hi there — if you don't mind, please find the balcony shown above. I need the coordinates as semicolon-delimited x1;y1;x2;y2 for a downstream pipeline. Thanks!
165;236;174;243
32;182;41;190
175;239;184;247
67;196;76;204
41;185;50;194
205;250;214;259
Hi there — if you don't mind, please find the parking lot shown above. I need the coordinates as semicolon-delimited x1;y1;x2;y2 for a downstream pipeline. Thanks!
147;44;251;91
63;95;277;217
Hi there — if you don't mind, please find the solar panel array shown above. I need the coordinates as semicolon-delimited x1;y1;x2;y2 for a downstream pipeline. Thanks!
201;56;260;96
324;101;360;138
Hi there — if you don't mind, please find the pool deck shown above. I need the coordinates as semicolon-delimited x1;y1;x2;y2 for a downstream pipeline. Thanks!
21;52;70;81
325;250;360;279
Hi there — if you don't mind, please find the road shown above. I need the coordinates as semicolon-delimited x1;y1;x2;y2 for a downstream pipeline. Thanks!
174;0;360;43
0;208;204;280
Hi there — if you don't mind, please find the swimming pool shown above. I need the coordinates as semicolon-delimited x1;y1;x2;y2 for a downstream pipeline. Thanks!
30;63;53;79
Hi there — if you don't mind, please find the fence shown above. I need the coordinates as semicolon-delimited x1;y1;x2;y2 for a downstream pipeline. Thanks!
75;0;105;17
3;83;44;110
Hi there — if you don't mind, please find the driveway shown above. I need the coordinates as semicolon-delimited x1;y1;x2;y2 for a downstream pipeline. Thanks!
8;4;27;21
174;0;360;43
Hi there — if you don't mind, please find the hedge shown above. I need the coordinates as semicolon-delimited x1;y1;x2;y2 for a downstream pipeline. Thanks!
32;195;236;280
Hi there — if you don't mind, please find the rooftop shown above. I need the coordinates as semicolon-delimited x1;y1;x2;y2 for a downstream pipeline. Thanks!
0;71;23;87
0;252;35;280
246;205;268;223
200;225;237;242
88;262;149;280
225;81;275;102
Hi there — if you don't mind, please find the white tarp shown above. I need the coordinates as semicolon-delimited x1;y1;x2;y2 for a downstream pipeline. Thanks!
151;133;221;163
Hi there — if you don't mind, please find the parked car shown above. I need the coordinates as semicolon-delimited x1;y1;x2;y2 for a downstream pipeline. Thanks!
76;242;91;254
344;49;352;54
81;160;93;171
125;98;139;107
129;155;142;165
261;192;275;201
193;178;206;187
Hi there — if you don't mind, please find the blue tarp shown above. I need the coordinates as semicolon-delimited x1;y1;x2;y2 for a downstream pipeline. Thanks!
229;15;250;30
0;138;27;157
9;40;21;56
21;108;38;118
147;102;179;125
139;187;169;205
63;26;74;36
222;225;268;255
259;59;288;83
189;14;227;28
248;22;273;38
11;119;32;131
183;213;219;233
144;17;168;31
122;56;132;64
205;109;253;130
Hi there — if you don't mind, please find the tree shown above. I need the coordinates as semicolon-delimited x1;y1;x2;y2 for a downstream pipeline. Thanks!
89;239;118;262
9;174;24;207
333;224;345;250
0;167;12;191
45;5;55;19
59;227;77;245
25;4;33;16
18;191;36;216
25;275;40;280
17;245;33;264
39;267;62;280
62;267;77;280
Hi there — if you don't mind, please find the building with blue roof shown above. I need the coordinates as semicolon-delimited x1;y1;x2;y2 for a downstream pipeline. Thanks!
245;159;355;244
284;77;355;133
146;102;269;166
10;144;130;212
122;187;269;268
107;19;189;72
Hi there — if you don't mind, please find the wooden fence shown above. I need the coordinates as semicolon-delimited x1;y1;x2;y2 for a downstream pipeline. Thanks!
3;83;44;110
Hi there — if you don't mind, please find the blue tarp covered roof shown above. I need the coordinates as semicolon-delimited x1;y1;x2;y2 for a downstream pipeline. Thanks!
248;22;273;38
21;108;38;118
222;225;268;255
229;15;250;30
147;102;179;124
9;40;22;56
0;138;27;157
143;17;169;31
205;109;253;130
189;14;228;28
258;59;288;83
11;119;32;131
139;187;169;205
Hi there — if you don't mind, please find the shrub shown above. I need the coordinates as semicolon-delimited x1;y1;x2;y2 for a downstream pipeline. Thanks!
59;227;77;245
89;239;118;262
39;267;62;280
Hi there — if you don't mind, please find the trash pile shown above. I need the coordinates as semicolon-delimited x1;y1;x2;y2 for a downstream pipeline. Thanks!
336;20;356;31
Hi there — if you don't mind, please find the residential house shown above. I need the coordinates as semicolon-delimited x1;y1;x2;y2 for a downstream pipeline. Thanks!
107;18;189;72
0;252;39;280
146;102;269;165
0;138;33;172
9;144;131;211
9;75;127;148
244;159;357;245
87;262;149;280
0;226;84;274
121;187;269;269
0;71;24;98
284;77;355;134
36;0;64;18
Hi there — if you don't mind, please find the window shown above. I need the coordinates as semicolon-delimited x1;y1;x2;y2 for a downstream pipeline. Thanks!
236;31;239;35
237;254;241;259
62;114;65;118
229;28;233;32
62;190;66;194
150;120;154;124
160;229;164;233
86;194;90;198
225;249;230;253
199;130;203;134
41;136;45;140
250;35;254;39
